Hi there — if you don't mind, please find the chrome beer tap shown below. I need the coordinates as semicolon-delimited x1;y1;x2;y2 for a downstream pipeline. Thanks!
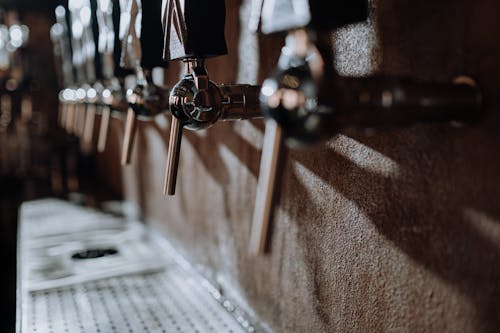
0;14;30;132
162;0;262;195
51;6;77;130
119;0;169;165
67;0;94;137
249;0;482;255
94;0;130;152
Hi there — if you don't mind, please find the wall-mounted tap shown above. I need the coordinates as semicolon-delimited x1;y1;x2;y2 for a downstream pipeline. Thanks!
249;0;482;255
93;0;130;152
65;0;97;139
162;0;262;195
119;0;169;165
51;6;76;131
0;14;30;133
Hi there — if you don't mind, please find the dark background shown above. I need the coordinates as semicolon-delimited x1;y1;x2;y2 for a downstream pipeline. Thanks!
0;1;104;332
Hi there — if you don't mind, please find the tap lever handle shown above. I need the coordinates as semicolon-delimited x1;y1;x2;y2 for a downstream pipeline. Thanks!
259;0;368;34
97;105;111;152
249;119;284;255
141;0;166;69
83;103;97;144
96;0;116;79
121;107;137;165
162;0;227;61
120;0;142;70
163;116;183;195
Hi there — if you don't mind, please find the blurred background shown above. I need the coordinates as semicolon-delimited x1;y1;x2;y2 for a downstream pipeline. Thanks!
0;1;120;331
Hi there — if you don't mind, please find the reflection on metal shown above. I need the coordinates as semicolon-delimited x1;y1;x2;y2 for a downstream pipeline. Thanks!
18;199;265;333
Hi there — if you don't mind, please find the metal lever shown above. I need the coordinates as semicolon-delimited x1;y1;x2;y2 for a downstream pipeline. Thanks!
95;0;133;152
67;0;97;139
163;116;182;195
249;119;284;255
52;6;76;129
121;106;136;164
120;0;169;165
119;0;142;164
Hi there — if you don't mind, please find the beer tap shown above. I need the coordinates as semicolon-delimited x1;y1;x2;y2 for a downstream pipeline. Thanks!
119;0;169;165
67;0;95;137
0;13;30;132
162;0;262;195
249;0;482;255
94;0;128;152
51;6;77;131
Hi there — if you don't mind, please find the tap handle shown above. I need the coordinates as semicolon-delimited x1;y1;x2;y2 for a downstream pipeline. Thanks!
112;0;134;77
162;0;227;61
96;0;116;79
82;0;97;82
97;105;111;152
120;0;141;70
89;0;102;81
140;0;166;69
53;6;75;86
258;0;368;34
163;116;183;195
249;119;284;255
68;0;86;83
121;106;137;164
83;103;97;144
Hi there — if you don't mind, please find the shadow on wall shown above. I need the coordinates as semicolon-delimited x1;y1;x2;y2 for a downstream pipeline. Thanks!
280;0;500;331
108;0;500;331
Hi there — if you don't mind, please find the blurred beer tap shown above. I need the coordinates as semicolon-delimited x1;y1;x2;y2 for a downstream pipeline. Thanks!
94;0;125;152
0;13;30;133
65;0;106;147
249;0;482;255
119;0;169;165
161;0;262;195
66;0;94;137
51;6;77;132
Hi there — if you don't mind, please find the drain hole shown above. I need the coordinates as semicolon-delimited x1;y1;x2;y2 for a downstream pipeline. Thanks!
71;248;118;260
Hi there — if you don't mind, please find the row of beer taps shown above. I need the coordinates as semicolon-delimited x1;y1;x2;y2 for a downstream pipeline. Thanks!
0;10;29;132
52;0;482;255
0;10;31;177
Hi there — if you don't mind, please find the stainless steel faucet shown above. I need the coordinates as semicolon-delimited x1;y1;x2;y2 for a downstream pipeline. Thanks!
161;0;263;196
94;0;130;153
65;0;97;140
119;0;169;165
51;6;76;130
249;0;482;255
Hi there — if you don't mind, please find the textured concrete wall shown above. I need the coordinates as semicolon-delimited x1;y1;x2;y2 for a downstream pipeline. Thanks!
100;0;500;331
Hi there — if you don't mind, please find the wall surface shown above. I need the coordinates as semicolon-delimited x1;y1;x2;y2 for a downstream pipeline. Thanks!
100;0;500;332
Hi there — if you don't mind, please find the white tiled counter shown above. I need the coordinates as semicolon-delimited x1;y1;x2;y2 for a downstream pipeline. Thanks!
17;199;263;333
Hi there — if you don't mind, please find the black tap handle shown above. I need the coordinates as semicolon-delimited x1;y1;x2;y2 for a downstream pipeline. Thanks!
309;0;368;30
141;0;167;69
163;0;227;61
112;0;134;77
258;0;369;34
90;0;104;80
